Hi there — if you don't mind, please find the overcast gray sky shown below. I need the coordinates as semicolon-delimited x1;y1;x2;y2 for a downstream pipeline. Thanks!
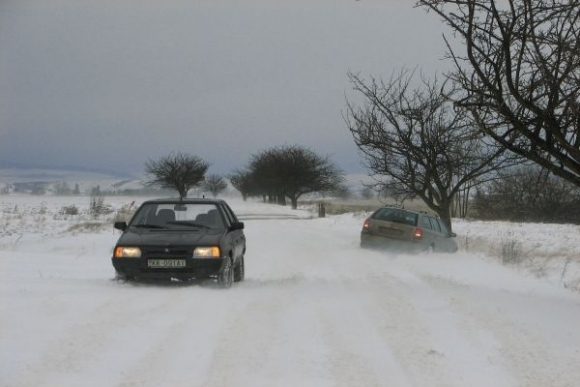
0;0;450;176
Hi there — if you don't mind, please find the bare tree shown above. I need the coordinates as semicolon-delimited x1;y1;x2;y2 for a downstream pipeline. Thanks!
248;148;286;204
202;174;228;197
89;190;108;219
417;0;580;187
248;145;345;209
144;152;209;198
346;70;512;231
229;170;255;201
360;186;375;200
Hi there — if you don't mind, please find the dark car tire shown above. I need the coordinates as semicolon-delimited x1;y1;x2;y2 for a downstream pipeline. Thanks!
217;256;234;288
115;272;135;282
234;256;245;282
360;239;370;249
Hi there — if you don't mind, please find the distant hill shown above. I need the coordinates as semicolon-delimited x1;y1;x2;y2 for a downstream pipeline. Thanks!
0;161;134;179
0;165;375;199
0;167;144;195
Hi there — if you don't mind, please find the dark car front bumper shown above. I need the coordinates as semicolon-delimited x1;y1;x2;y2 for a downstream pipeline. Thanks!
112;257;226;280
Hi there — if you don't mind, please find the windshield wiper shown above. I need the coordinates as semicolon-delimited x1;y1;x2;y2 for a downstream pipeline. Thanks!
167;221;211;229
133;224;167;229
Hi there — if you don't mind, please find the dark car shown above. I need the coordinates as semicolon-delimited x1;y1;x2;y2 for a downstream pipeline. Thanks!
360;206;458;253
112;198;246;287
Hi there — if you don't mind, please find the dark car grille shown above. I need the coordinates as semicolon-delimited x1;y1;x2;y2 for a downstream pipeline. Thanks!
142;246;191;258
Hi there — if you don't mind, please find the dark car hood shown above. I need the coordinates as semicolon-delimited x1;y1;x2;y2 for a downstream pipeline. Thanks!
116;228;224;247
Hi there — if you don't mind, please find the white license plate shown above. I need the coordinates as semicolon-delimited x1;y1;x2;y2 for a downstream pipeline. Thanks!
148;259;186;268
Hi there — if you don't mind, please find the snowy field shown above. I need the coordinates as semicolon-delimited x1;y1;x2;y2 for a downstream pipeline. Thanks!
1;195;580;387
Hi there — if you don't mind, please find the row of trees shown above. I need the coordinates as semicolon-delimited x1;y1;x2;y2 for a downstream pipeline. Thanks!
143;153;233;198
346;0;580;230
472;165;580;223
144;1;579;228
144;146;345;209
2;181;83;196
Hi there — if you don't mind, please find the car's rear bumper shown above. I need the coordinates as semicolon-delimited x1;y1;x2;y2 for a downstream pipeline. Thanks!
112;257;225;280
360;233;427;253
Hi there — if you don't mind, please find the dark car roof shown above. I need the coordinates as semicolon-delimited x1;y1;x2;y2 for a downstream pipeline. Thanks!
140;198;227;205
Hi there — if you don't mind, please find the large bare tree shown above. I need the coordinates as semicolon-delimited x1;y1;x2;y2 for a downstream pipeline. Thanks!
417;0;580;187
247;145;345;209
346;70;512;231
144;152;209;198
202;174;228;198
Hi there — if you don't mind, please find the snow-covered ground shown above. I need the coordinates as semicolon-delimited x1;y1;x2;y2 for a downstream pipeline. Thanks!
1;195;579;387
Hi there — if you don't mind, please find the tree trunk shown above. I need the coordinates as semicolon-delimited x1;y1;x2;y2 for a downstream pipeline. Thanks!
277;195;286;206
438;202;453;233
291;197;298;209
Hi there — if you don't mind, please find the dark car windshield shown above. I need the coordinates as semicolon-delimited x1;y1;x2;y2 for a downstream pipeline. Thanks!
372;208;418;226
129;203;225;230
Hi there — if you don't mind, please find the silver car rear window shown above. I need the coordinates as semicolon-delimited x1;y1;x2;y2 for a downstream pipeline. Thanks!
372;208;418;226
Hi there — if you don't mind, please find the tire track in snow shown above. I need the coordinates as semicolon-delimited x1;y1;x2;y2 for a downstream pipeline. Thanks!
11;283;223;387
200;285;336;387
419;275;580;387
114;288;235;387
10;284;158;387
226;216;502;386
353;267;516;387
269;217;516;385
314;281;415;387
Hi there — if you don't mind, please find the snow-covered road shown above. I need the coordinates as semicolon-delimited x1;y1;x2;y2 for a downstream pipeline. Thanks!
1;198;579;387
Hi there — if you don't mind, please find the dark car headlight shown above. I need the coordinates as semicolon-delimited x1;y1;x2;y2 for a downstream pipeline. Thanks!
193;247;221;258
114;247;142;258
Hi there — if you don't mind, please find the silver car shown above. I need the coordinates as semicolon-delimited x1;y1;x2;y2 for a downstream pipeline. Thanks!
360;206;458;253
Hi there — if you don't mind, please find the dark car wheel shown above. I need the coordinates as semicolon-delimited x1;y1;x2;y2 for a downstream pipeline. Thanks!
234;256;245;282
217;256;234;288
115;272;135;282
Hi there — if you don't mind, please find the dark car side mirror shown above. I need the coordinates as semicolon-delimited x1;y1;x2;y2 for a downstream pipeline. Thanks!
114;221;127;231
230;221;244;231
